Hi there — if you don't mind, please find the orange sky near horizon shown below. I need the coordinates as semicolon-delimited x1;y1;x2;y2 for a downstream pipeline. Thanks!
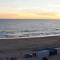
0;11;60;19
0;13;17;19
17;12;60;19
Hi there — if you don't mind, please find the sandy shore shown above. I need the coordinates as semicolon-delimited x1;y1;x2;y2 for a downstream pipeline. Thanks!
0;35;60;58
0;35;60;50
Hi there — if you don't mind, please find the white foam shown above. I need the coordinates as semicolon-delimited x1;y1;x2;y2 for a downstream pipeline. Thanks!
0;30;60;39
0;33;60;39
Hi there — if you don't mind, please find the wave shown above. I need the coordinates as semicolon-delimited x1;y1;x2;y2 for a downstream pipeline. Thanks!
0;30;60;39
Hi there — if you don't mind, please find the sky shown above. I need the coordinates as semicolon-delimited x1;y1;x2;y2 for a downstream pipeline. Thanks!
17;0;60;12
0;0;16;13
0;0;60;19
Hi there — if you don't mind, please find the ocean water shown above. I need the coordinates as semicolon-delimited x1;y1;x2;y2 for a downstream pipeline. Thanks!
0;19;60;39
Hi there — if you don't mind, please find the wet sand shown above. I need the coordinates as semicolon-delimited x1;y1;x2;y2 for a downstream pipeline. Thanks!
0;35;60;50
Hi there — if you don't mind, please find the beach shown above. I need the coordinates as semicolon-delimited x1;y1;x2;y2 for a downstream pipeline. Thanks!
0;35;60;58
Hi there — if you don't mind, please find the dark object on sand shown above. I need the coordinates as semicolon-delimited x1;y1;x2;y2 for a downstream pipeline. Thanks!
10;57;13;60
32;53;36;57
13;57;17;60
24;54;32;58
10;57;17;60
49;49;57;56
42;57;48;60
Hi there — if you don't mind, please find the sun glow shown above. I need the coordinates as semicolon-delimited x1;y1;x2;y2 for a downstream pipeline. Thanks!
16;10;60;19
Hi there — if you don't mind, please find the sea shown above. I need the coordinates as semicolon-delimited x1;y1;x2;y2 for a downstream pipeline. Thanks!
0;19;60;39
